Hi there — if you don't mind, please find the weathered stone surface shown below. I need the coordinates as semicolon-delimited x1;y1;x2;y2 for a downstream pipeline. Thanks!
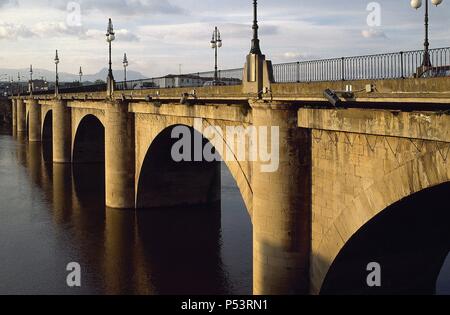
302;107;449;294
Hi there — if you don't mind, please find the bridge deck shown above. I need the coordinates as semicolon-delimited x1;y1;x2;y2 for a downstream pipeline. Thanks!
11;77;450;111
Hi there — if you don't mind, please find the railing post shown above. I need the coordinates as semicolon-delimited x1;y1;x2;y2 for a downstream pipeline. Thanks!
296;61;300;83
400;51;404;79
341;57;345;81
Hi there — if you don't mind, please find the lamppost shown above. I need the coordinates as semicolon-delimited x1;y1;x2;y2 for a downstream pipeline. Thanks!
29;65;33;95
54;50;60;96
10;77;14;96
79;66;83;85
17;73;25;95
106;18;116;96
411;0;444;67
123;53;128;90
250;0;262;56
210;27;222;84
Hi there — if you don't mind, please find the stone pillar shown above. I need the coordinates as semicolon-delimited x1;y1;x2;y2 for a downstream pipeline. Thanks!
251;101;312;295
53;99;72;163
105;100;135;209
12;99;17;130
107;76;115;99
28;99;41;142
242;53;274;96
16;99;26;133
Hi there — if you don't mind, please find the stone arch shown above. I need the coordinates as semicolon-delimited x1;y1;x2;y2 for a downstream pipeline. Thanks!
41;109;53;162
71;110;105;146
72;114;105;163
40;106;53;140
312;147;450;294
135;119;252;217
320;182;450;294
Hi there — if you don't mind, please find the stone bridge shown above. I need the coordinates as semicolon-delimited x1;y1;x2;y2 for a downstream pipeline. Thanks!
8;75;450;295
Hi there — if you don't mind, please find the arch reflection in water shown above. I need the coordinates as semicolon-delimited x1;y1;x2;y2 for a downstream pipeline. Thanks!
321;182;450;295
18;119;251;294
70;163;246;294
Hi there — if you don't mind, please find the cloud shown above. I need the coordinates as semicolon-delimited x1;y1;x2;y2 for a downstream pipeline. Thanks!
277;52;320;61
0;0;17;7
0;22;35;39
224;23;279;38
49;0;184;16
83;28;139;42
0;20;138;42
32;21;82;36
138;22;277;45
361;28;388;39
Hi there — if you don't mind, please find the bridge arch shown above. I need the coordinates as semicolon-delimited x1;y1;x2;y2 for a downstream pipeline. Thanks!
40;106;52;138
313;148;450;294
72;114;105;163
135;122;252;217
320;181;450;294
41;109;52;162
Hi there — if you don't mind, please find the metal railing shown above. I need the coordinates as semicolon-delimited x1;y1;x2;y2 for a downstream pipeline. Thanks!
31;83;107;96
273;46;450;83
19;47;450;96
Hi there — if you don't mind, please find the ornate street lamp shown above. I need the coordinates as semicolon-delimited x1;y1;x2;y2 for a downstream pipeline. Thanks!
411;0;444;67
79;66;83;85
29;64;33;95
210;27;222;84
106;18;116;95
250;0;262;55
54;50;60;96
17;72;23;95
123;53;128;90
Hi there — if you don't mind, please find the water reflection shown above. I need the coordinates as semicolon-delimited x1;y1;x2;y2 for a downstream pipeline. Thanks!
0;127;252;294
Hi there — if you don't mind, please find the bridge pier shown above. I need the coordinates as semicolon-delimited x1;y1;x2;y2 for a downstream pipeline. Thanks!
105;100;135;209
53;99;72;163
11;99;17;131
251;101;311;295
16;99;26;133
27;99;41;142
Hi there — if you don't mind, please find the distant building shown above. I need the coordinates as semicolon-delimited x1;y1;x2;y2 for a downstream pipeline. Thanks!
60;82;82;89
130;74;242;89
28;79;49;93
159;74;205;88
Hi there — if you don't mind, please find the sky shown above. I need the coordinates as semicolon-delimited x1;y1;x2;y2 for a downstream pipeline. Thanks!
0;0;450;77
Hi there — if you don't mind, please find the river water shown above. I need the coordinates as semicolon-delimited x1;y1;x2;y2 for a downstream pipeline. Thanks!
0;126;448;295
0;126;252;294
